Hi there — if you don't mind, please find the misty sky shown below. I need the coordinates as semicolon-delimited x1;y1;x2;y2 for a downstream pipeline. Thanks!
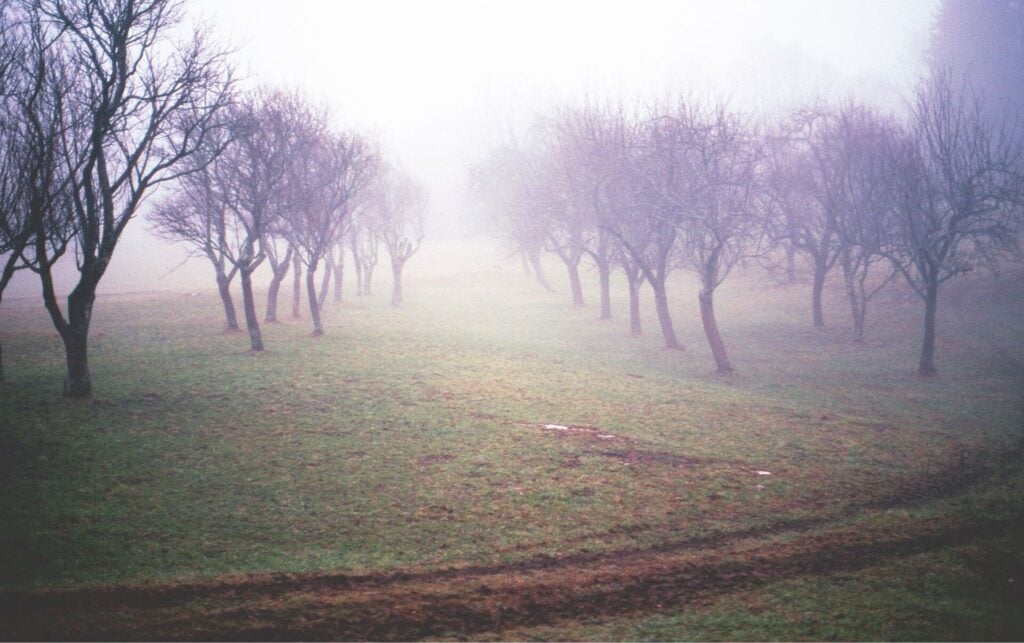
6;0;941;297
189;0;937;238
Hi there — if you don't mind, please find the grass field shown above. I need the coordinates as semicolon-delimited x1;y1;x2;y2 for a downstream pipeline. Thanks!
1;242;1023;640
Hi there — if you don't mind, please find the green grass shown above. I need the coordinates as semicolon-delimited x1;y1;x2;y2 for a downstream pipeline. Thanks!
1;245;1022;639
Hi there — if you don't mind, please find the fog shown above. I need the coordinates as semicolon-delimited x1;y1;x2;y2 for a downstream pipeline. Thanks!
3;0;937;299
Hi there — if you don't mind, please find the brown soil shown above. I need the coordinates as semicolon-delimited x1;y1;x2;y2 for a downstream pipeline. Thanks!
1;512;1017;641
3;441;1021;641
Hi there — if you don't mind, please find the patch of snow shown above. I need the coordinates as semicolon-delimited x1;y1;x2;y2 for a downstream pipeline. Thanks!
754;470;772;476
597;434;616;439
544;424;569;430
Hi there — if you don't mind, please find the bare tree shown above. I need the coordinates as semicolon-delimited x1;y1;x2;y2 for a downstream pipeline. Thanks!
658;101;763;373
601;109;688;350
885;71;1024;375
215;90;308;352
290;249;302;318
765;108;846;328
548;104;626;319
539;166;588;308
349;208;380;297
0;10;41;380
329;240;345;302
289;127;376;335
470;142;554;292
149;131;241;332
578;104;650;335
369;165;426;306
2;2;80;385
825;103;901;343
21;0;234;396
261;235;293;323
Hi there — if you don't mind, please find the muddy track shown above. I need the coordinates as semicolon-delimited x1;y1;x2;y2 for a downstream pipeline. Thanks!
3;441;1023;641
2;510;1019;641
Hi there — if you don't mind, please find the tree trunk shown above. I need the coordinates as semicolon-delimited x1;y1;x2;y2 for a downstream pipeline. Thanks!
333;249;344;302
855;278;869;344
840;254;865;343
529;249;553;292
391;259;404;306
597;259;612;320
627;271;642;336
317;262;331;311
566;259;584;307
352;253;364;296
918;279;938;376
650;278;681;350
811;257;827;328
363;262;375;296
291;252;302;319
624;260;644;336
55;286;95;397
216;271;240;331
37;251;95;396
240;268;264;351
699;286;733;373
785;245;797;283
265;252;291;323
307;263;324;336
61;328;90;397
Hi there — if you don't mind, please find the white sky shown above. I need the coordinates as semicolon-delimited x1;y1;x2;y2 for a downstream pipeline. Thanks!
187;0;939;237
5;0;941;297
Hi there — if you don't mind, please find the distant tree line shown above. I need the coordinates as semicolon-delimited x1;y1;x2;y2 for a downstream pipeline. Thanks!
472;72;1024;376
0;0;426;396
148;88;427;351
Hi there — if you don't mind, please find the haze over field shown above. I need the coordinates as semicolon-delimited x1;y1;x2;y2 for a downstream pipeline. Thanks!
3;0;938;298
4;1;1024;638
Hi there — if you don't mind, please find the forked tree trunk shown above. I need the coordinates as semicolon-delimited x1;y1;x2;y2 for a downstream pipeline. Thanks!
597;259;612;320
918;280;939;376
240;268;264;351
265;249;292;322
699;285;733;374
306;263;324;336
38;256;97;396
38;277;97;397
650;277;681;350
811;256;827;328
558;249;584;307
216;271;240;331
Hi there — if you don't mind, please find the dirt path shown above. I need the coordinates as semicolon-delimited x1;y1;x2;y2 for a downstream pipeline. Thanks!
3;441;1022;641
0;502;1018;641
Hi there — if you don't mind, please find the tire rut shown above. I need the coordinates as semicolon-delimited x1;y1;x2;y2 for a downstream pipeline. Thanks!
3;439;1022;641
